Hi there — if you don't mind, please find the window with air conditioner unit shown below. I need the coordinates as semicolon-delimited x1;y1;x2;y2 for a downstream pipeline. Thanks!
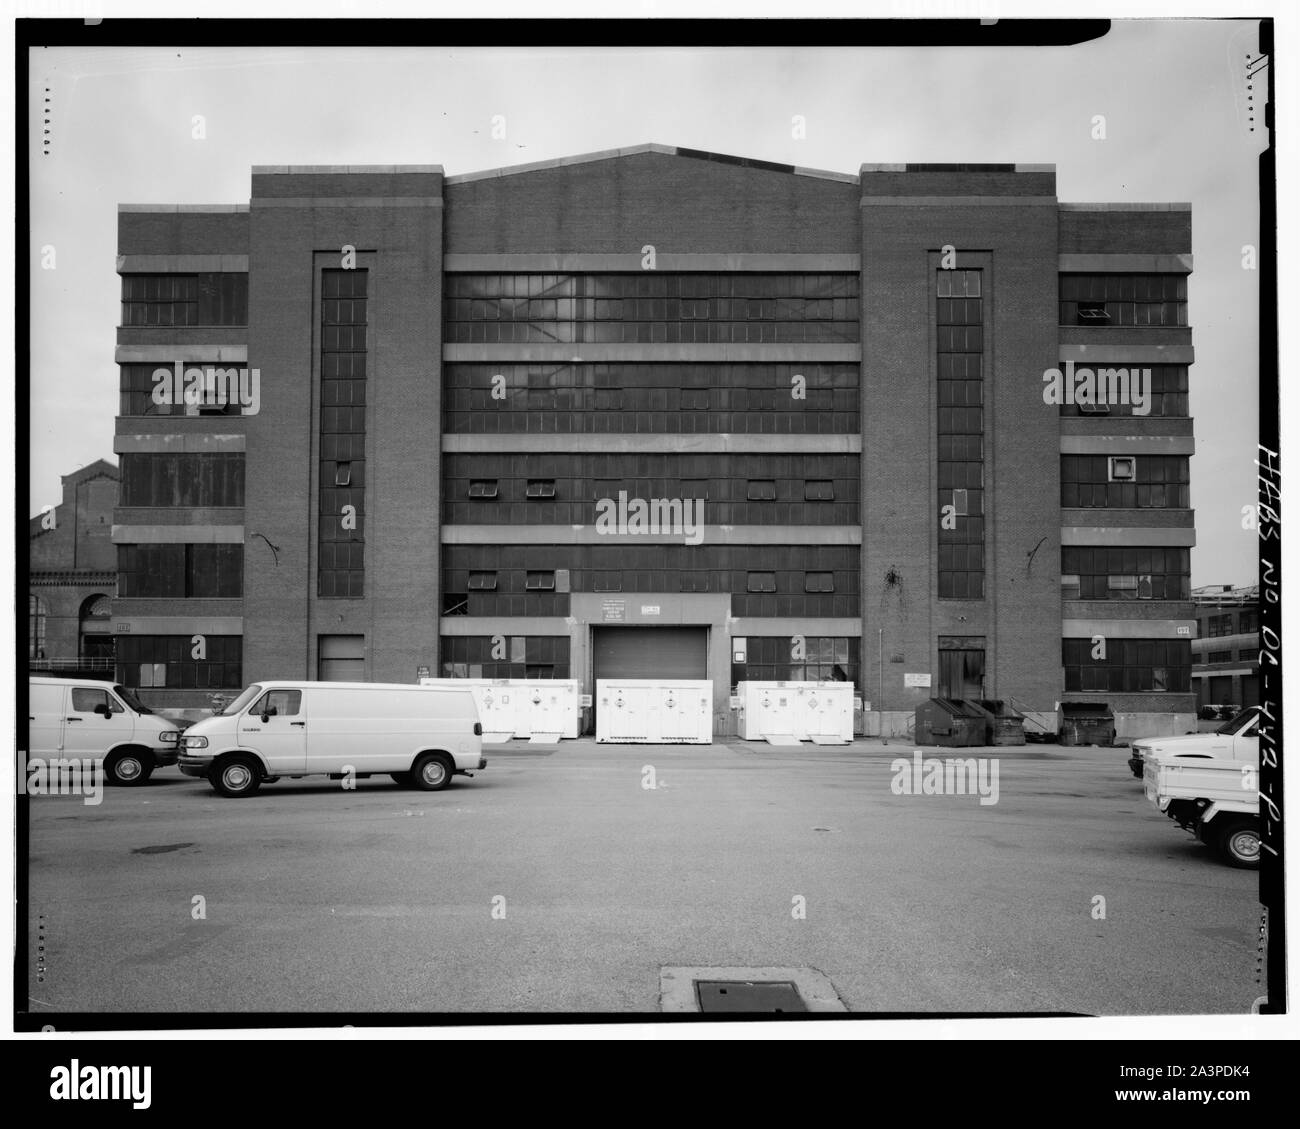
1108;457;1136;482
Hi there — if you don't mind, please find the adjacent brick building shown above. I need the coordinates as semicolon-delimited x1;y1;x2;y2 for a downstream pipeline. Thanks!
1192;584;1260;710
110;145;1197;738
29;459;119;674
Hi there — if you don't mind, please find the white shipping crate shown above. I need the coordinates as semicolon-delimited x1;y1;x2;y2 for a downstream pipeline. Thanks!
419;678;580;740
596;679;713;744
738;681;854;743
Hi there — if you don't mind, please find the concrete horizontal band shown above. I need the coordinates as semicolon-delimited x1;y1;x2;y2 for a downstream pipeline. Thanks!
1062;619;1197;639
1059;202;1191;212
859;163;1055;173
442;344;861;363
112;525;245;544
860;196;1058;206
438;617;571;636
253;197;443;208
111;617;244;635
117;255;249;273
1059;253;1192;273
1061;526;1197;547
115;345;249;364
729;618;862;635
1059;435;1195;456
441;434;862;454
1192;668;1254;678
443;253;862;272
118;204;249;213
1192;633;1257;651
253;164;444;175
114;434;246;454
441;525;862;546
1058;344;1195;364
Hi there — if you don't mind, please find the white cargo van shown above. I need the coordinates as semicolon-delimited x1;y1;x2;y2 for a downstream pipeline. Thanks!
27;676;183;785
177;681;486;797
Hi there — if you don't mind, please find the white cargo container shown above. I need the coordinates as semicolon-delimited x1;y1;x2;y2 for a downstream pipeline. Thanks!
596;679;713;744
738;681;854;744
419;678;580;740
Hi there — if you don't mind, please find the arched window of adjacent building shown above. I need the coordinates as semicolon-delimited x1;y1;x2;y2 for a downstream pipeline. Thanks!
29;595;47;660
79;594;114;664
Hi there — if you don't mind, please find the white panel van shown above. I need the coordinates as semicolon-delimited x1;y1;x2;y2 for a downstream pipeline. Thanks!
177;681;486;797
27;677;183;785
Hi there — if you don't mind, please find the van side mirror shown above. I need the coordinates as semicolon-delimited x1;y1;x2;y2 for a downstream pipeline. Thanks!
260;706;277;722
94;703;112;718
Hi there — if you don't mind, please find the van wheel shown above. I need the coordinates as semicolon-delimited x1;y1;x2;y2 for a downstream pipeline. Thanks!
105;750;152;787
391;772;412;787
211;755;261;798
1216;818;1260;869
411;753;452;791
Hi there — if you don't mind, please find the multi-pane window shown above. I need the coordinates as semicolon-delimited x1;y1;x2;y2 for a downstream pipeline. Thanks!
1206;613;1234;638
319;269;368;598
119;453;244;507
1062;638;1191;692
29;595;47;659
1059;274;1188;327
443;274;859;344
115;634;242;690
443;363;859;435
1060;455;1191;508
441;545;859;619
119;362;251;417
117;544;243;598
1207;650;1234;664
733;636;860;689
120;274;248;327
1238;610;1259;634
439;636;570;679
441;453;860;527
1056;365;1189;418
937;268;984;599
1060;547;1190;601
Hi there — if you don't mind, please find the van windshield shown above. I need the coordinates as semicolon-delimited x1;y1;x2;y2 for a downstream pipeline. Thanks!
114;685;153;715
219;685;264;716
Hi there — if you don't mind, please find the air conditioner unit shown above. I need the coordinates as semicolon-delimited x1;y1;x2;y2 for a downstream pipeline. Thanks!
1109;456;1136;482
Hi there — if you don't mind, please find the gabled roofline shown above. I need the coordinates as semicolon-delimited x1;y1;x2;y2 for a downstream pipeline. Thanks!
444;143;859;186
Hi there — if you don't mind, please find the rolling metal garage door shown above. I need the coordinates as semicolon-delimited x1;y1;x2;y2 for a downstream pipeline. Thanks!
593;627;708;682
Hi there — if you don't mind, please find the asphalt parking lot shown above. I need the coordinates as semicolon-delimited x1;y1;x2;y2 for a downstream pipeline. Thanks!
25;738;1260;1017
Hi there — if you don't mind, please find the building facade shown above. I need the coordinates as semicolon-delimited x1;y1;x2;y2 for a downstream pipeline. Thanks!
111;147;1197;738
29;459;119;674
1192;584;1260;710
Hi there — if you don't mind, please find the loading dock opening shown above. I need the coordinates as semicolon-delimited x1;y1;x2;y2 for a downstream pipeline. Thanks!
591;626;708;736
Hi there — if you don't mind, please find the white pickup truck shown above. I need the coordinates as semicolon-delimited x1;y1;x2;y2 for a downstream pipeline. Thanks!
1133;706;1260;869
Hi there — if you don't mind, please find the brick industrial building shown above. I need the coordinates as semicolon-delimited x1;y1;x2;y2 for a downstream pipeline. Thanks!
1191;584;1260;710
29;459;119;675
110;146;1197;738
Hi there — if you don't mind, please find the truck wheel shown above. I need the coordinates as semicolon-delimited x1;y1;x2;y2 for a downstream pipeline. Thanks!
105;749;152;787
1215;818;1260;869
211;755;261;798
411;753;452;791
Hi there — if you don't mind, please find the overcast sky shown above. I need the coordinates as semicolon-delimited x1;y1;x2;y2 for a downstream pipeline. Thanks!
28;21;1265;585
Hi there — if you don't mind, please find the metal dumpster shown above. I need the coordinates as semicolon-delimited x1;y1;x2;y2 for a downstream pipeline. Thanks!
914;698;988;747
974;699;1026;746
1058;702;1116;747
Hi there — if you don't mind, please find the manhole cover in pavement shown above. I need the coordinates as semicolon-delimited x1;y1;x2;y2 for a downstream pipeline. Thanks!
695;980;808;1012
